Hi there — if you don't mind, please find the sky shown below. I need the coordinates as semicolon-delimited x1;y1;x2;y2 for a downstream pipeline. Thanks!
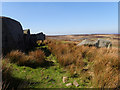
2;2;118;35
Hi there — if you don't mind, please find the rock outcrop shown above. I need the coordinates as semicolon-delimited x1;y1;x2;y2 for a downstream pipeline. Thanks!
77;39;97;47
2;17;25;55
24;32;45;51
23;29;31;51
96;39;112;48
36;32;45;42
2;16;46;55
77;39;112;48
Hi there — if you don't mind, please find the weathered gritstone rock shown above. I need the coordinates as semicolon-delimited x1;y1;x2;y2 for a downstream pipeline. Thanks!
2;16;25;55
36;32;45;42
23;29;46;51
66;83;72;87
63;76;68;83
96;39;112;48
77;39;112;48
73;80;79;87
23;29;31;50
1;16;46;55
77;39;97;46
30;33;45;48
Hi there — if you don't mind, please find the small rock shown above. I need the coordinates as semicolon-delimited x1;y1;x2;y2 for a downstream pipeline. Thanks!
63;76;68;83
73;80;79;87
45;75;49;79
66;83;72;87
23;70;26;72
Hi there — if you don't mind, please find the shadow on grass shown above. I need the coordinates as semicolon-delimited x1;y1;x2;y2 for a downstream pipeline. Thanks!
20;60;54;69
2;68;33;89
30;44;54;68
40;60;54;68
20;44;53;69
2;70;42;89
37;43;51;57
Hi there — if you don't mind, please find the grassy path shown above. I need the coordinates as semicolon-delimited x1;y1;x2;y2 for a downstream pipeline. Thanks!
7;54;78;88
3;45;92;88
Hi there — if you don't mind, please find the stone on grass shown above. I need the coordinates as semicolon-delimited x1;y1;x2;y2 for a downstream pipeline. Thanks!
73;80;79;87
63;76;68;83
66;83;72;87
77;39;112;48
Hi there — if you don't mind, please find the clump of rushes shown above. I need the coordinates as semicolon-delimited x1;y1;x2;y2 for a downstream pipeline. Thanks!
6;50;46;68
57;53;74;66
93;49;119;88
27;50;46;67
6;50;26;64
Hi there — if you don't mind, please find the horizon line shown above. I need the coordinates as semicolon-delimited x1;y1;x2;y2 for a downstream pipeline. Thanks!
46;33;119;36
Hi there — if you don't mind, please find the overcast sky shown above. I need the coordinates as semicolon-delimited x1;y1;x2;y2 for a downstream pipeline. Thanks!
2;2;118;35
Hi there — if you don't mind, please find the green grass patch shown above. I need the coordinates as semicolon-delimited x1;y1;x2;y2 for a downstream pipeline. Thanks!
4;54;92;88
3;42;96;88
4;54;81;88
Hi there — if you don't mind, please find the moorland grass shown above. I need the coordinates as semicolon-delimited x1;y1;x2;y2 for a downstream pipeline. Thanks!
45;39;119;88
5;49;46;68
2;39;119;88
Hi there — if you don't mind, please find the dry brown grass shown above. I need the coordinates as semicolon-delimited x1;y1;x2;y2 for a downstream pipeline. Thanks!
2;49;46;89
93;48;119;88
2;60;13;89
28;50;45;65
5;50;46;68
45;39;119;88
6;50;26;63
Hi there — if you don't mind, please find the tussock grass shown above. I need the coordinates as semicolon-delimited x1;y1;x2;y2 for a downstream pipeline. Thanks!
6;50;46;68
6;50;26;63
2;49;46;89
3;39;119;88
2;60;13;89
2;60;24;89
45;39;119;88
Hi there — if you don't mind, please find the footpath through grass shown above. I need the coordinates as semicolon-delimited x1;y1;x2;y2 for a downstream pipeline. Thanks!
4;55;87;88
3;45;92;88
6;54;69;88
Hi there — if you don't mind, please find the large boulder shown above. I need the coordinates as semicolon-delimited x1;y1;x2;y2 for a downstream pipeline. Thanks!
29;34;38;49
78;39;112;48
23;29;30;35
30;32;45;46
36;32;45;42
1;17;25;55
96;39;112;48
1;16;46;54
23;30;46;51
77;39;97;47
23;29;31;51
